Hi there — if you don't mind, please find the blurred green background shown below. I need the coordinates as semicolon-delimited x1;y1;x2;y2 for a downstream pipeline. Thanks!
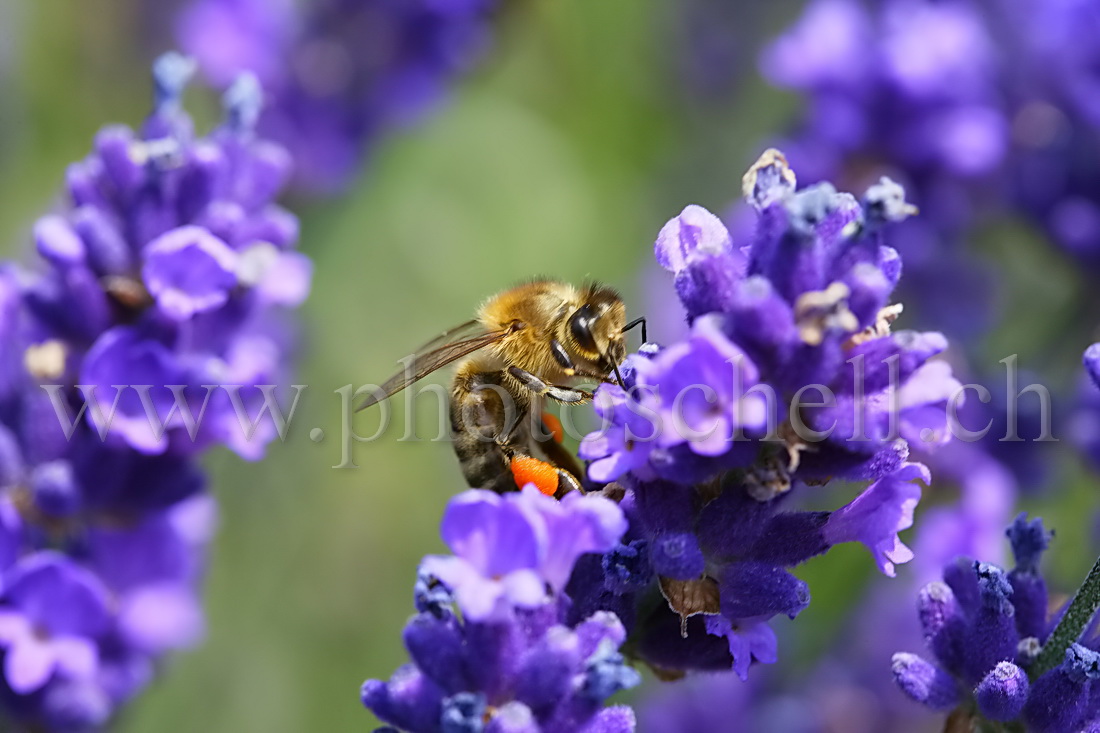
1;1;1096;730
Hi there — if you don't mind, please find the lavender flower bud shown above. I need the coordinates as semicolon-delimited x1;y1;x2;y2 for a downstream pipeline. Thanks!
581;643;643;702
485;702;539;733
403;615;469;693
29;460;80;517
649;533;706;580
861;177;917;227
1007;513;1053;573
742;148;797;210
960;563;1018;684
152;52;196;111
72;206;132;276
514;627;580;715
361;668;443;733
974;661;1029;721
1084;343;1100;391
1023;644;1100;733
719;561;810;620
917;581;967;674
33;216;85;268
891;653;959;710
441;692;487;733
601;541;652;594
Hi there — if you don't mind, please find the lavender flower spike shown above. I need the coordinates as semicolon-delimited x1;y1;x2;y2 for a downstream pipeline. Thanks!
0;52;300;730
25;51;310;460
421;487;627;622
0;554;109;695
572;152;954;682
365;489;638;732
893;515;1100;732
175;0;502;192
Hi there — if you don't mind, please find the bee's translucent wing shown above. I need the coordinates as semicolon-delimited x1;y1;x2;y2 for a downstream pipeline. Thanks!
356;324;512;411
409;319;482;356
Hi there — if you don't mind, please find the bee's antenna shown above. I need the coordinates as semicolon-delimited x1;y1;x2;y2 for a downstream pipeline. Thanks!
622;316;647;344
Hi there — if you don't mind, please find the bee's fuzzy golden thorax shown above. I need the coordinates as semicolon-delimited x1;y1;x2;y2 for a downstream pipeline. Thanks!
477;280;626;384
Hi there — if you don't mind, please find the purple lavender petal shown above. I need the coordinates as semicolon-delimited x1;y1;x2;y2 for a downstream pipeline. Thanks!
5;636;58;695
654;205;733;274
79;327;189;454
142;226;240;320
825;462;928;576
3;553;110;637
118;583;205;653
438;490;543;578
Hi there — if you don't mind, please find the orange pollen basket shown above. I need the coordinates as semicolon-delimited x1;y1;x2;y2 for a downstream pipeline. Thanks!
510;455;559;496
541;412;565;444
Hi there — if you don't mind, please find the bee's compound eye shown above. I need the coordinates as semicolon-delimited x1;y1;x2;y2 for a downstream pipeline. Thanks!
569;305;598;353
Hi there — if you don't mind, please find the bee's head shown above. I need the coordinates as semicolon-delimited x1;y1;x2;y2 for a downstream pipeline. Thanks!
567;285;627;374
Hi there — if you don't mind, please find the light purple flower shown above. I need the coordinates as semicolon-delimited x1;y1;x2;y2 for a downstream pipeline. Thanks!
705;615;779;680
825;462;929;576
78;327;188;455
654;206;746;319
421;490;547;621
761;0;872;89
649;315;767;456
654;205;736;274
897;360;963;447
142;226;239;320
879;0;994;99
579;364;661;483
175;0;500;192
175;0;295;87
85;495;213;653
527;488;629;591
0;554;110;694
421;488;626;621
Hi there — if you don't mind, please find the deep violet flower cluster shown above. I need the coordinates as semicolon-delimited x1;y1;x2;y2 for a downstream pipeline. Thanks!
1070;345;1100;471
27;52;310;459
582;150;955;490
173;0;499;191
892;513;1100;733
362;487;640;733
0;54;308;729
628;434;1024;733
757;0;1100;358
565;151;957;680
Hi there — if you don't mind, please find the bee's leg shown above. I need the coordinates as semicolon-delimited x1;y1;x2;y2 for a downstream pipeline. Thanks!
507;366;592;404
549;340;618;385
537;412;586;486
510;454;584;498
506;367;591;492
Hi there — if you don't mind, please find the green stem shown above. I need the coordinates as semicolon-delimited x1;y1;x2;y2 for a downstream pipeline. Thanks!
1032;553;1100;678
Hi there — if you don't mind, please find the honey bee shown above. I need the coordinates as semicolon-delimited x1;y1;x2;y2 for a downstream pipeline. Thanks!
358;280;644;497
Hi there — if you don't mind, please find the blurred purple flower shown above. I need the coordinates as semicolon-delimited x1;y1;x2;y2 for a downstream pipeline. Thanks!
142;226;239;320
0;52;299;730
0;555;109;695
174;0;500;191
22;52;309;460
753;0;1100;408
